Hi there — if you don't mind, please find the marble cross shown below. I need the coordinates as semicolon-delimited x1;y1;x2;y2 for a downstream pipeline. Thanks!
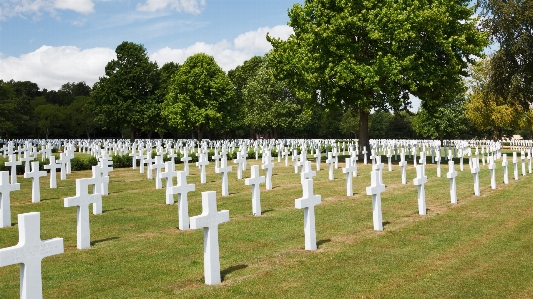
502;154;509;184
295;179;321;250
366;169;385;231
190;191;230;285
23;161;47;203
215;157;232;196
488;155;496;189
0;212;64;299
160;161;178;205
5;154;21;185
342;158;356;196
1;171;20;228
471;157;480;196
245;165;265;216
152;156;165;189
399;151;407;185
262;154;274;190
413;164;428;215
170;171;196;230
447;161;458;204
64;178;102;249
325;152;335;180
196;153;209;184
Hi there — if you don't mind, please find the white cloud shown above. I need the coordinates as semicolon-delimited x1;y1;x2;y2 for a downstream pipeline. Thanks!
234;25;294;54
137;0;205;15
151;25;293;71
0;45;115;90
0;25;293;90
54;0;94;14
0;0;94;20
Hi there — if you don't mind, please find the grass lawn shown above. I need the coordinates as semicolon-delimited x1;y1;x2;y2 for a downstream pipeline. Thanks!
1;151;533;298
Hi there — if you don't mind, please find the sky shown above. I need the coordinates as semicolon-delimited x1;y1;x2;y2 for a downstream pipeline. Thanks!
0;0;422;111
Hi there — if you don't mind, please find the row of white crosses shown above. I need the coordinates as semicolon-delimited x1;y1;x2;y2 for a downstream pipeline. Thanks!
0;148;113;298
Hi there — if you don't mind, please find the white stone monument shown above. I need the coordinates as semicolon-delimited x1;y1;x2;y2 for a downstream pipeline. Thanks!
245;165;265;216
23;161;47;203
189;191;230;285
170;171;196;230
0;212;64;299
447;161;458;204
366;170;385;231
295;179;321;250
64;178;102;249
413;164;428;215
1;171;20;228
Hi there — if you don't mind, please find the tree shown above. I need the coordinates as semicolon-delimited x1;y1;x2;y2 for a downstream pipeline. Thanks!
268;0;488;151
477;0;533;107
241;59;310;138
34;104;65;139
465;57;524;139
227;56;266;138
91;42;160;141
162;53;234;140
413;99;470;143
68;96;98;138
0;80;18;138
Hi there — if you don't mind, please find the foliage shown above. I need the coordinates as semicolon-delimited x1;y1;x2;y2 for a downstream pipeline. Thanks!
241;59;311;138
34;103;65;139
413;98;470;142
91;41;160;141
268;0;488;150
477;0;533;108
465;57;524;139
162;53;234;140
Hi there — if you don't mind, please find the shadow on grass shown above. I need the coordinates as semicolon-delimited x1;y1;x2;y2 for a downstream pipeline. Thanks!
221;264;248;281
261;209;274;215
383;221;391;228
103;208;124;213
317;239;331;248
91;236;119;246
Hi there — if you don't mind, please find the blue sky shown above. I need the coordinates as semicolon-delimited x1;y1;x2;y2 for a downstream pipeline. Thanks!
0;0;301;89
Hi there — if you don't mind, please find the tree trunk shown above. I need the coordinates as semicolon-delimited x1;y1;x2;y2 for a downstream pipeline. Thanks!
130;125;135;143
358;110;370;158
197;126;203;141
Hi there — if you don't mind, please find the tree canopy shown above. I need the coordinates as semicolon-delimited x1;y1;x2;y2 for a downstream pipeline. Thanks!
162;53;234;140
267;0;488;150
91;41;160;141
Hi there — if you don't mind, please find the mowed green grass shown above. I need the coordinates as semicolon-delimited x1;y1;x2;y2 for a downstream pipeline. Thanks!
1;151;533;298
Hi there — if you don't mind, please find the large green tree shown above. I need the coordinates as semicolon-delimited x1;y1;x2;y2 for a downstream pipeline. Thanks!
241;58;311;138
268;0;488;150
91;42;160;141
478;0;533;107
162;53;234;140
413;98;470;143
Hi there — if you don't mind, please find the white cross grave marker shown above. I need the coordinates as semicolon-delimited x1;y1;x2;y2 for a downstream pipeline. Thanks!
64;178;102;249
366;169;385;231
488;155;496;189
447;161;458;204
23;161;47;203
326;152;335;180
295;179;321;250
342;158;356;196
170;171;196;230
502;154;509;184
399;151;407;184
471;157;480;196
189;191;230;285
413;164;428;215
245;165;265;216
262;154;275;190
1;171;20;228
215;157;232;196
0;212;64;299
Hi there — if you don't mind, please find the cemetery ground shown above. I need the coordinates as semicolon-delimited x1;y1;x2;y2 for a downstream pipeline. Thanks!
1;152;533;298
